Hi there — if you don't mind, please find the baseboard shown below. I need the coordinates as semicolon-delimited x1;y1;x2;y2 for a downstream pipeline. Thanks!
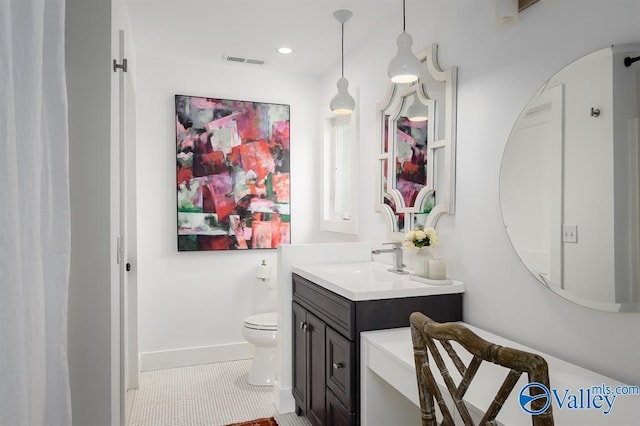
125;388;136;424
139;342;253;371
274;381;296;414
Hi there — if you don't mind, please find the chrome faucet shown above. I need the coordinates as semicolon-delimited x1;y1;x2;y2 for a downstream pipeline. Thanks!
372;241;409;274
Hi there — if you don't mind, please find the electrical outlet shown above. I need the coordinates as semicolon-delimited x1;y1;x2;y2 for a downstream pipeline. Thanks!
562;225;578;243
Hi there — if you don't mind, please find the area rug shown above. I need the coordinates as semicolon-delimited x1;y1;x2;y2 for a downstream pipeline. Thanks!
226;417;278;426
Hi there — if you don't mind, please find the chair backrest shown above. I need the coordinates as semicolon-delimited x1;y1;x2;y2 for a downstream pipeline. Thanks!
409;312;554;426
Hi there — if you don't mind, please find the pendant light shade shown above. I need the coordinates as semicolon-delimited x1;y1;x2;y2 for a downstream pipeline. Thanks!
388;32;421;83
407;97;428;122
388;0;421;83
330;10;355;115
330;77;355;114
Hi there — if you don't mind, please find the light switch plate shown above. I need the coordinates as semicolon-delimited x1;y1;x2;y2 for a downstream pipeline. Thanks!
562;225;578;243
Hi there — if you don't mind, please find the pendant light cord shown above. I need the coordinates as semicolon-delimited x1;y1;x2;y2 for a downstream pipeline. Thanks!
341;21;345;78
403;0;406;32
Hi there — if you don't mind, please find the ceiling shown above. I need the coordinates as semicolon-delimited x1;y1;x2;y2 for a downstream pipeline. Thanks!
126;0;399;76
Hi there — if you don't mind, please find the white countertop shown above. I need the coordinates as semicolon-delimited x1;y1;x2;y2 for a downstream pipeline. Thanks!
292;261;465;301
361;326;640;425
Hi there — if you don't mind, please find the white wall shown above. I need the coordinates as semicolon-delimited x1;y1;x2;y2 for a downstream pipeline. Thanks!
135;54;322;368
320;0;640;385
131;0;640;387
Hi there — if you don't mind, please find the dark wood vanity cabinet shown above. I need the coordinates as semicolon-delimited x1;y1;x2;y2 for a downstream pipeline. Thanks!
292;272;463;426
292;302;327;425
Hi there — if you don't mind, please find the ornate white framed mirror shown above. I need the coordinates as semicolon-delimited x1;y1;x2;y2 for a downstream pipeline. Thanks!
500;43;640;312
376;44;457;238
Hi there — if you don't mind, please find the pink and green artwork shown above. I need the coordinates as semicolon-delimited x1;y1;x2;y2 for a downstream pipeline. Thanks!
175;94;290;251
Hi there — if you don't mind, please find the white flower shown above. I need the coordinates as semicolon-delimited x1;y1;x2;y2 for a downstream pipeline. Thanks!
424;227;440;247
403;226;440;248
404;230;416;241
402;240;415;250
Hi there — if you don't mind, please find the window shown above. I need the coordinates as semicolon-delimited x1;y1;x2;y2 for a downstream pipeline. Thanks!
322;91;358;234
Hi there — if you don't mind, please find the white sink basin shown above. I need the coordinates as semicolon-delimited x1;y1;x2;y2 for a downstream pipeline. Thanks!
292;261;465;301
303;262;408;283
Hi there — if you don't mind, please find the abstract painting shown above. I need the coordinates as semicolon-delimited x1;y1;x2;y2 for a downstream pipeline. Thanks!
175;95;290;251
395;116;428;207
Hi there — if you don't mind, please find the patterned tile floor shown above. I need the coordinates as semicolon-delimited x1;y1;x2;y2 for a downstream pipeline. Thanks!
128;359;311;426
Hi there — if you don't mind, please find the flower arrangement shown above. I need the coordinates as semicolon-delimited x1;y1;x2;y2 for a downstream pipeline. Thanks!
403;226;439;249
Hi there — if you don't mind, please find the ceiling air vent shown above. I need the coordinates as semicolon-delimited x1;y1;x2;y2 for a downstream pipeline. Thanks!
222;55;268;66
246;58;266;66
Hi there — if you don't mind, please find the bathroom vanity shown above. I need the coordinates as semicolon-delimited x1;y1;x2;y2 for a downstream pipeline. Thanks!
290;262;465;426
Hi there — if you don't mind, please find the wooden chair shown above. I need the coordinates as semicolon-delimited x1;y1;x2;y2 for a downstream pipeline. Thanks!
409;312;554;426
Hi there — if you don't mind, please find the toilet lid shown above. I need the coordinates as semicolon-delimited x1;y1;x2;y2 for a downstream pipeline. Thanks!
244;312;277;330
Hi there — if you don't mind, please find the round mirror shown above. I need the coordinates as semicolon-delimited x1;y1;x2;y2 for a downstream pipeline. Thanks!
500;43;640;312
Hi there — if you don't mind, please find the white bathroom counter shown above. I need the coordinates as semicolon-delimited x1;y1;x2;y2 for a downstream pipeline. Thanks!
292;261;464;301
361;326;639;425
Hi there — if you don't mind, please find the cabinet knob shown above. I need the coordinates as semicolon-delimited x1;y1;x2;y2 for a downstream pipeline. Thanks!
332;362;344;370
300;321;308;331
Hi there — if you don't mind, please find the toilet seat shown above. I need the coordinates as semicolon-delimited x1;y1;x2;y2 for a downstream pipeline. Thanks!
243;312;277;331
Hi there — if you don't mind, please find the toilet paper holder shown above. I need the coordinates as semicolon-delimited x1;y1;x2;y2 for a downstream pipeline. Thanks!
256;259;272;281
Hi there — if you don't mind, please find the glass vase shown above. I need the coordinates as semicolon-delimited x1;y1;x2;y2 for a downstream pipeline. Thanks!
411;247;432;278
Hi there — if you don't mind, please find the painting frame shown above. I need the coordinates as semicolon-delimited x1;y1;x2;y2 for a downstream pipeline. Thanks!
175;94;291;251
518;0;540;11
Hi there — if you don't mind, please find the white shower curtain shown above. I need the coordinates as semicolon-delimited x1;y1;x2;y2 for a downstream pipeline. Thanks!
0;0;72;425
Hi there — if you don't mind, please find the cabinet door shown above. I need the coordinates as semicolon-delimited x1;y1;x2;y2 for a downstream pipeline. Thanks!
326;327;353;410
307;312;326;426
326;388;355;426
292;302;308;415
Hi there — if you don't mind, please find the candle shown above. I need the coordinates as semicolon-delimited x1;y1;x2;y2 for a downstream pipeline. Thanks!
428;259;447;280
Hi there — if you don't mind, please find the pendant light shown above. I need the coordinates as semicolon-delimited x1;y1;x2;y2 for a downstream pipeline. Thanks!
388;0;421;84
407;97;429;122
330;10;356;115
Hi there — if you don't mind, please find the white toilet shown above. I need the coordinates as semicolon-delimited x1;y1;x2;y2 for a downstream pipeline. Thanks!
242;311;278;386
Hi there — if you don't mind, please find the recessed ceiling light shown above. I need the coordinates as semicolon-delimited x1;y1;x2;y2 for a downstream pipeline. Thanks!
277;46;293;54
